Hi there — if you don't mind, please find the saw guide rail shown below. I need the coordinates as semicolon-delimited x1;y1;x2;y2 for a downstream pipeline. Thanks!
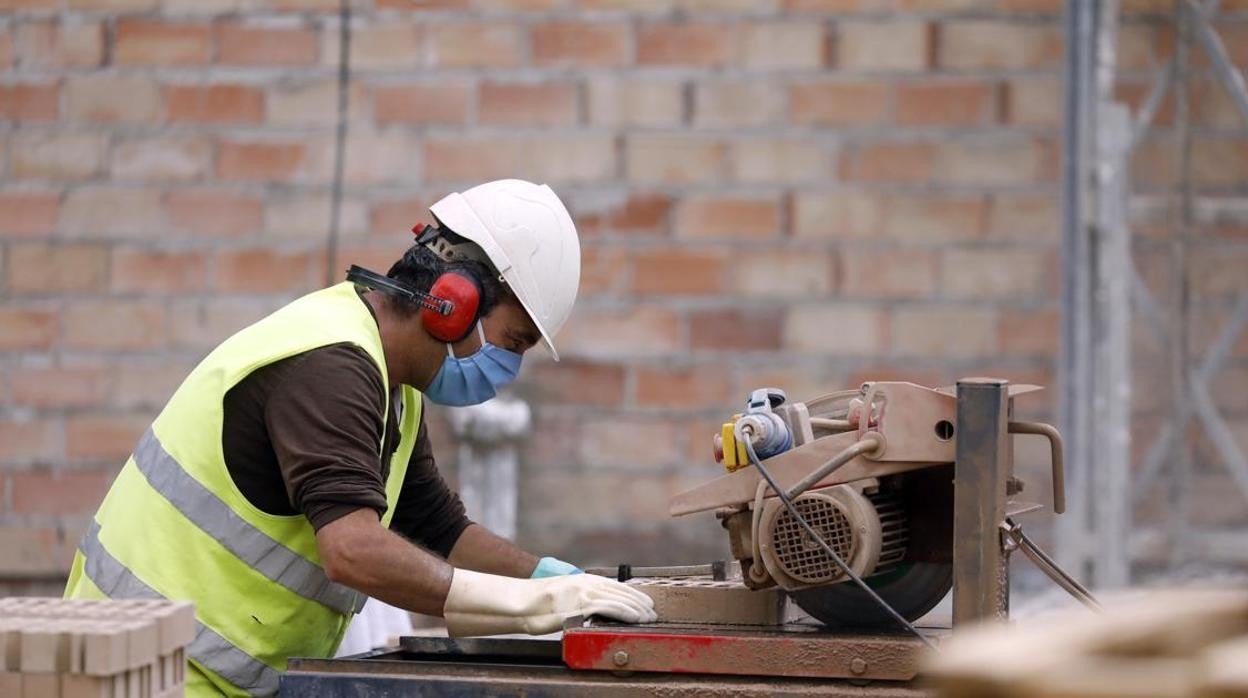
283;378;1092;695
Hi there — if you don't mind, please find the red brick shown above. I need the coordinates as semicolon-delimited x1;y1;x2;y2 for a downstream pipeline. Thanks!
330;23;422;70
112;361;192;410
793;191;881;240
520;360;626;407
0;525;78;577
588;78;683;127
632;247;728;296
533;22;630;67
578;417;685;470
10;131;106;180
999;307;1058;357
369;195;434;235
169;298;274;350
0;192;59;237
0;82;59;122
786;0;880;8
66;75;160;123
558;306;683;359
987;192;1058;240
479;82;579;127
66;416;147;461
63;301;167;351
17;20;105;68
690;308;783;352
635;365;734;409
59;187;164;239
166;84;264;124
637;23;734;67
212;248;319;293
216;22;318;65
784;305;884;355
111;134;212;182
790;81;890;126
165;189;264;237
849;141;937;183
890;306;997;358
1008;77;1062;127
216;140;309;182
0;308;58;350
674;195;781;239
10;366;112;409
694;81;783;128
731;139;828;183
938;21;1062;70
428;23;523;68
0;27;12;68
897;81;996;126
1192;138;1248;187
267;78;367;128
577;192;671;235
424;136;613;184
734;250;835;299
7;243;109;293
579;244;629;296
838;20;929;71
841;248;937;299
881;194;985;242
111;249;208;293
626;136;727;184
116;20;210;65
0;0;56;10
373;83;471;125
11;470;114;515
0;419;61;466
938;247;1048;299
743;21;825;69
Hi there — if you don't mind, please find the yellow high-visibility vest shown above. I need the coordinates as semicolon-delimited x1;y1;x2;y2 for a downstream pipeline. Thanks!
65;282;422;696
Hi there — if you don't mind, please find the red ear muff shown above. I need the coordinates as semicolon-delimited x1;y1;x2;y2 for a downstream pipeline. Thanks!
422;272;481;343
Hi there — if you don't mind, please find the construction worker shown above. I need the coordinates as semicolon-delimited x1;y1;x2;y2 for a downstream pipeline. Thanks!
64;179;657;697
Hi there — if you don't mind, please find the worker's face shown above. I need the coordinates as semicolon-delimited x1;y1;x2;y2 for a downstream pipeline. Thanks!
450;296;540;358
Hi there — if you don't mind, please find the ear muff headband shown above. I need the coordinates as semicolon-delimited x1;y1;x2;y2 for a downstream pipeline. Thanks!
345;264;483;344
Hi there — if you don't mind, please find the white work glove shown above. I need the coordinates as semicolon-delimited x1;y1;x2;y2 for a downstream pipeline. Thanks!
443;568;657;637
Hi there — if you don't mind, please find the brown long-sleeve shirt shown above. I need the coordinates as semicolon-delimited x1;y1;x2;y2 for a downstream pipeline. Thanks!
221;339;470;559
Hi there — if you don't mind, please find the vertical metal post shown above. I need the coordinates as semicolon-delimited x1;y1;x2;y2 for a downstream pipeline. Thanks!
953;378;1012;626
1092;103;1133;587
1057;0;1097;578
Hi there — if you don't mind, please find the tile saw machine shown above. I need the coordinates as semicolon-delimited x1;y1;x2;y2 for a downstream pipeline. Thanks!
284;378;1097;695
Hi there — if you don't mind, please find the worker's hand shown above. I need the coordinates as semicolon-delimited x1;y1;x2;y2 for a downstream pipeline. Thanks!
530;556;582;578
443;569;657;637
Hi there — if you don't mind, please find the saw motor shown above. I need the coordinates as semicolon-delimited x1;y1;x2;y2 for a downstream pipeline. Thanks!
675;381;1065;630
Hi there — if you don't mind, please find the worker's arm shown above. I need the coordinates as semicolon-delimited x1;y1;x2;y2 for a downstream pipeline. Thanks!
316;507;453;616
318;507;657;635
447;523;540;578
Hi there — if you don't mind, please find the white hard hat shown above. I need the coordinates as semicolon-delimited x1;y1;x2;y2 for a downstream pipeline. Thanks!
429;179;581;361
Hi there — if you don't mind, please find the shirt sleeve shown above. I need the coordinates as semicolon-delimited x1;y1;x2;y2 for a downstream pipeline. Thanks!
389;398;473;559
264;344;390;531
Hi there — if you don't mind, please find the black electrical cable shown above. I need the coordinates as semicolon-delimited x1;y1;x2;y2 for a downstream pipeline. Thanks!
741;435;938;650
325;0;352;285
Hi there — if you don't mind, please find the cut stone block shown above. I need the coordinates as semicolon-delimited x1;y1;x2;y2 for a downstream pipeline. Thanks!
626;578;787;626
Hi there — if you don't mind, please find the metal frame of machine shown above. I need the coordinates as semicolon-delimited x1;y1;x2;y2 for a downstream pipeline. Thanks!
281;378;1068;695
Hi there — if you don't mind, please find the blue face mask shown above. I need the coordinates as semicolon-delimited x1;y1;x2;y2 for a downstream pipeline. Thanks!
423;323;523;407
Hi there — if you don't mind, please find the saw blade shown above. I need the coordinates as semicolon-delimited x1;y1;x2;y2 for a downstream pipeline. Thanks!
790;561;952;629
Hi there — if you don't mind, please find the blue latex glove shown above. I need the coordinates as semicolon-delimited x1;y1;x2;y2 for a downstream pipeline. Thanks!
530;556;583;578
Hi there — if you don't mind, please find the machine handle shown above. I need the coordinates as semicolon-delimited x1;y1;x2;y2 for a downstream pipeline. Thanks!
1008;421;1065;515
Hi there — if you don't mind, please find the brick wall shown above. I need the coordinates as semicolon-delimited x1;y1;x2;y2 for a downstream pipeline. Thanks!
0;0;1241;588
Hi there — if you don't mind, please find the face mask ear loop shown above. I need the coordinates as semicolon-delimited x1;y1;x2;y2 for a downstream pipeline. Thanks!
476;321;486;345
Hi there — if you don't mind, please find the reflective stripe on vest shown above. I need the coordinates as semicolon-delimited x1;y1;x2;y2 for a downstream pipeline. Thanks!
79;521;281;695
132;427;367;616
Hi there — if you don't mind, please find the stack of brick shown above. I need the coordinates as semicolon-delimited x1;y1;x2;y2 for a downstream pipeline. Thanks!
0;597;194;698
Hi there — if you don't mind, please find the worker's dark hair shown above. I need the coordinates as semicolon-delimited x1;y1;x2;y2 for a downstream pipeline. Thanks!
384;234;506;320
